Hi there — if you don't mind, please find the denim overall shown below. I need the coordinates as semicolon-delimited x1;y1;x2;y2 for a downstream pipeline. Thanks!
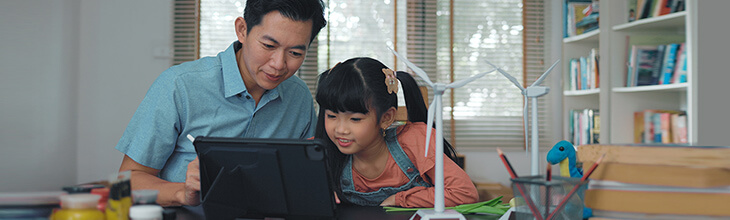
340;127;433;206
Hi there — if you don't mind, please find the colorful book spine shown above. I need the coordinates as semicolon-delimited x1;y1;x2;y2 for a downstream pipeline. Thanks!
659;43;679;84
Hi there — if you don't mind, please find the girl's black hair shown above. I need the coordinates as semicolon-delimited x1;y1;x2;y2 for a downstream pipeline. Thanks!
315;57;458;204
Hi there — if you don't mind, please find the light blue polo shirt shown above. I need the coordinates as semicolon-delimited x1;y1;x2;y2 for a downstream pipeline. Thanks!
115;41;316;183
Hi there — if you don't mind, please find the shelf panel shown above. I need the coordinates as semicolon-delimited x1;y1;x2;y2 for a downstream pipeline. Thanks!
564;88;600;96
563;29;600;43
612;83;688;93
613;11;686;32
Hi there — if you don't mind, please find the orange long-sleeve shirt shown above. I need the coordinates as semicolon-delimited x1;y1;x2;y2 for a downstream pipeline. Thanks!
351;122;479;208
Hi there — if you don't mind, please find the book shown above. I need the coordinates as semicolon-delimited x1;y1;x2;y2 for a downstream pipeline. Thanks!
659;112;672;143
653;0;673;17
590;48;599;89
580;56;588;90
671;113;687;143
569;58;579;90
591;209;729;220
659;43;679;84
577;144;730;188
639;0;654;19
649;44;666;85
651;113;662;143
631;45;660;86
585;180;730;216
671;42;687;84
635;0;647;21
633;111;645;143
639;109;683;144
592;111;600;144
671;0;685;13
565;1;592;37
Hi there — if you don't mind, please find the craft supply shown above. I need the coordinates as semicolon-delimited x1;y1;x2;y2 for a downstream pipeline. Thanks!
546;154;605;220
90;187;109;212
50;194;105;220
106;171;132;220
129;204;163;220
497;148;544;220
62;184;106;194
132;190;159;205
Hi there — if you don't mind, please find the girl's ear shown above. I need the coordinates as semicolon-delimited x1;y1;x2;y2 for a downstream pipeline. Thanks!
380;107;397;130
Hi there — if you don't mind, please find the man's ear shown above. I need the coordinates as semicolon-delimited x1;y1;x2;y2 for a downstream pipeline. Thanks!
234;17;247;43
380;107;397;130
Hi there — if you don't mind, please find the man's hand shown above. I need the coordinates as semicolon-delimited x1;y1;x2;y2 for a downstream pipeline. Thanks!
380;194;396;206
182;157;201;206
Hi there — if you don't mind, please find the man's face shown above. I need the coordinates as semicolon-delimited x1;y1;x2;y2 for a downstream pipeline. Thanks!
236;11;313;94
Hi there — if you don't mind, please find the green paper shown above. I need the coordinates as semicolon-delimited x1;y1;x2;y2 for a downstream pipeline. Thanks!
383;196;509;216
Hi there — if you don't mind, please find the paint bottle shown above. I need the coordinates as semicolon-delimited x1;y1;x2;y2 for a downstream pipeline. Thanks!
129;205;163;220
50;194;105;220
106;171;132;220
90;187;109;212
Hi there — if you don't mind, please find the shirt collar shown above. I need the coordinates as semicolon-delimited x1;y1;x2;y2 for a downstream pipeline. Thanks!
221;41;247;98
220;41;283;100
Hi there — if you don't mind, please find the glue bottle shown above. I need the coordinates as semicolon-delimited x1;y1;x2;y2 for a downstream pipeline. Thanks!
51;194;105;220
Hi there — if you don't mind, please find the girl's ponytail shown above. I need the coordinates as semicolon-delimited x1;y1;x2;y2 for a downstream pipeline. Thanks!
396;71;459;164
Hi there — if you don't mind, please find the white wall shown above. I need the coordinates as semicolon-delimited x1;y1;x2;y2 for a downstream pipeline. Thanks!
76;0;173;184
0;0;173;192
0;0;80;191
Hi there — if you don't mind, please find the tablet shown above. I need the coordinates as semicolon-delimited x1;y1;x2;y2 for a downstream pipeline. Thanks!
193;137;336;220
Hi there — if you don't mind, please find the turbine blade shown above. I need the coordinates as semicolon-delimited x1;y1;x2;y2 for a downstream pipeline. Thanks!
524;97;528;154
530;59;560;87
424;101;437;157
446;69;494;89
388;47;434;86
484;59;525;91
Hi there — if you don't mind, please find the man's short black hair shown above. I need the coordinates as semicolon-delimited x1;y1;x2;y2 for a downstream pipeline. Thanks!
244;0;327;44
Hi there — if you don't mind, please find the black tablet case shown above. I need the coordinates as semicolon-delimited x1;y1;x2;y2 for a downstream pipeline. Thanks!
194;137;336;220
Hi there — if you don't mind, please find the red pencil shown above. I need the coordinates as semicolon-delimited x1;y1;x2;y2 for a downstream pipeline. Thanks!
497;148;544;220
546;154;606;220
496;148;519;178
546;165;552;182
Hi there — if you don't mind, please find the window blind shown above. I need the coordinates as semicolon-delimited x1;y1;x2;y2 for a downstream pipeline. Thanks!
434;0;549;149
199;0;242;57
173;0;199;65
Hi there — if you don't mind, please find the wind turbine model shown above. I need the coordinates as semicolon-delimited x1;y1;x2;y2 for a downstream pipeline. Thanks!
389;47;494;220
484;59;560;176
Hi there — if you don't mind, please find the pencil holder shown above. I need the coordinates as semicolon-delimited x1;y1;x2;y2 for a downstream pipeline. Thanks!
510;176;586;220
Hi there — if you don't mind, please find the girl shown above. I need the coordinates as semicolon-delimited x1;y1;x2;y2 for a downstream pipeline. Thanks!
315;57;479;207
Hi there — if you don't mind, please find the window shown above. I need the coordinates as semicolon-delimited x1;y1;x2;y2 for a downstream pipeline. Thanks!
180;0;550;149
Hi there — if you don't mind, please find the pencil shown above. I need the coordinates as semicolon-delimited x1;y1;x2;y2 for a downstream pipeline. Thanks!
496;148;518;178
546;154;606;220
497;148;544;220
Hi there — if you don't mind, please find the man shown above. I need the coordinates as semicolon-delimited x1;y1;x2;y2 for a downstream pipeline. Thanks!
116;0;326;206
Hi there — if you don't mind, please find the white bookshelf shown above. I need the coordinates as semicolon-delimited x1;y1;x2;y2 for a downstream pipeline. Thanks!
562;0;730;146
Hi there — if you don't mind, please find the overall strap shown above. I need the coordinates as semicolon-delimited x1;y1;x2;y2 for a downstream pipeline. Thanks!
384;127;420;178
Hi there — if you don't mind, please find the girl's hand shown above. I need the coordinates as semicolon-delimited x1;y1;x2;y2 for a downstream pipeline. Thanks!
379;194;396;206
334;192;341;204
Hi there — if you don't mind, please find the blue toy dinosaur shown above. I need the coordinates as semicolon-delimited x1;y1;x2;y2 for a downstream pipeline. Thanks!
546;140;591;219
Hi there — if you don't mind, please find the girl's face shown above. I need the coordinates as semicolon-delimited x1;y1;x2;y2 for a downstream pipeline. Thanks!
324;108;387;155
